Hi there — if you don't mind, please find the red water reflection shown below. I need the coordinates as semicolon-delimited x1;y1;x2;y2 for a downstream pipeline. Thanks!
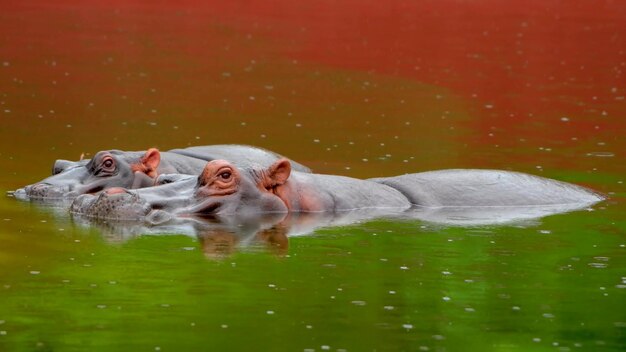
1;0;624;168
210;0;626;144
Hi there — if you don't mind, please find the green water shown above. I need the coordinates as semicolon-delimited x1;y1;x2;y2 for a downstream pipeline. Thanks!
0;198;624;351
1;1;625;351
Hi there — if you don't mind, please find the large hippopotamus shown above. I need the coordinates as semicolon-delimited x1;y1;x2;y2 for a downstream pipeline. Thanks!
15;145;310;200
70;158;604;225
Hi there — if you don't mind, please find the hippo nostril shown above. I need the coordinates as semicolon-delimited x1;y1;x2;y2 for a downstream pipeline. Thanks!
106;187;128;195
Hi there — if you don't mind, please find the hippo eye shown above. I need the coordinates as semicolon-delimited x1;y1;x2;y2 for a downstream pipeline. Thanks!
101;158;115;171
218;171;231;180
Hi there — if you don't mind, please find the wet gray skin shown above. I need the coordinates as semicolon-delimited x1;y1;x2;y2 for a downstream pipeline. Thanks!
369;169;605;207
16;145;311;200
70;159;411;222
70;159;605;225
70;174;202;223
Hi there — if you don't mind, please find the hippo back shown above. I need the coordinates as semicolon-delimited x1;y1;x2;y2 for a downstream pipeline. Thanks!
370;169;604;207
168;145;311;173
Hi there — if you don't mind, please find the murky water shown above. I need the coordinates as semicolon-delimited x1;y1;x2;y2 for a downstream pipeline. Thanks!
1;1;625;351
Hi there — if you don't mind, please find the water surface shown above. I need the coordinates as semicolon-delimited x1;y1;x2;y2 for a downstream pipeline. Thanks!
1;1;624;351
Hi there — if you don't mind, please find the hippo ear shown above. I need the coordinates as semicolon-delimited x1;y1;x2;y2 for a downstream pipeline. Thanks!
267;158;291;186
141;148;161;178
52;159;74;175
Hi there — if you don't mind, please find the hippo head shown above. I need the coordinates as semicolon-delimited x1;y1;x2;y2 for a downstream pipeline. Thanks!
70;159;293;222
21;148;163;200
186;158;291;216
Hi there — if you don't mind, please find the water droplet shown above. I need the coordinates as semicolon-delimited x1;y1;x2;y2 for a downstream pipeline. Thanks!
586;152;614;157
588;263;607;269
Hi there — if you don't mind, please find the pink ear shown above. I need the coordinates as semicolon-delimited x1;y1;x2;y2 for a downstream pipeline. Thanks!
267;158;291;186
141;148;161;177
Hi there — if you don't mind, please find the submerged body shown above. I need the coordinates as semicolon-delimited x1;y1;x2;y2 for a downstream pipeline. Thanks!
70;158;604;224
370;169;603;207
16;145;310;200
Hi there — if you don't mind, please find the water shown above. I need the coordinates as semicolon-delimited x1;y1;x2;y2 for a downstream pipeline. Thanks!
1;1;625;351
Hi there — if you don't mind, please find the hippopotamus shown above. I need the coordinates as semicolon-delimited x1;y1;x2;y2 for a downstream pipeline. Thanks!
15;145;310;200
70;158;604;225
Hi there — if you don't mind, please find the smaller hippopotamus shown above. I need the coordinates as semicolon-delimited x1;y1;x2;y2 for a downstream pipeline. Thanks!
16;145;310;200
70;158;604;225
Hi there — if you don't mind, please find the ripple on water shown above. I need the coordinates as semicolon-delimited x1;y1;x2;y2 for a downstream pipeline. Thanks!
589;256;610;269
586;152;615;157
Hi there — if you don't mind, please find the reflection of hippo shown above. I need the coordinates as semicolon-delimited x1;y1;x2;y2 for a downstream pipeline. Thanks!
16;145;310;200
71;158;604;224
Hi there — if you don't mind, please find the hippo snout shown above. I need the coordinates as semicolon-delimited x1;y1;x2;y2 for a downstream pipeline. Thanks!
71;193;98;213
70;189;151;221
24;183;70;199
